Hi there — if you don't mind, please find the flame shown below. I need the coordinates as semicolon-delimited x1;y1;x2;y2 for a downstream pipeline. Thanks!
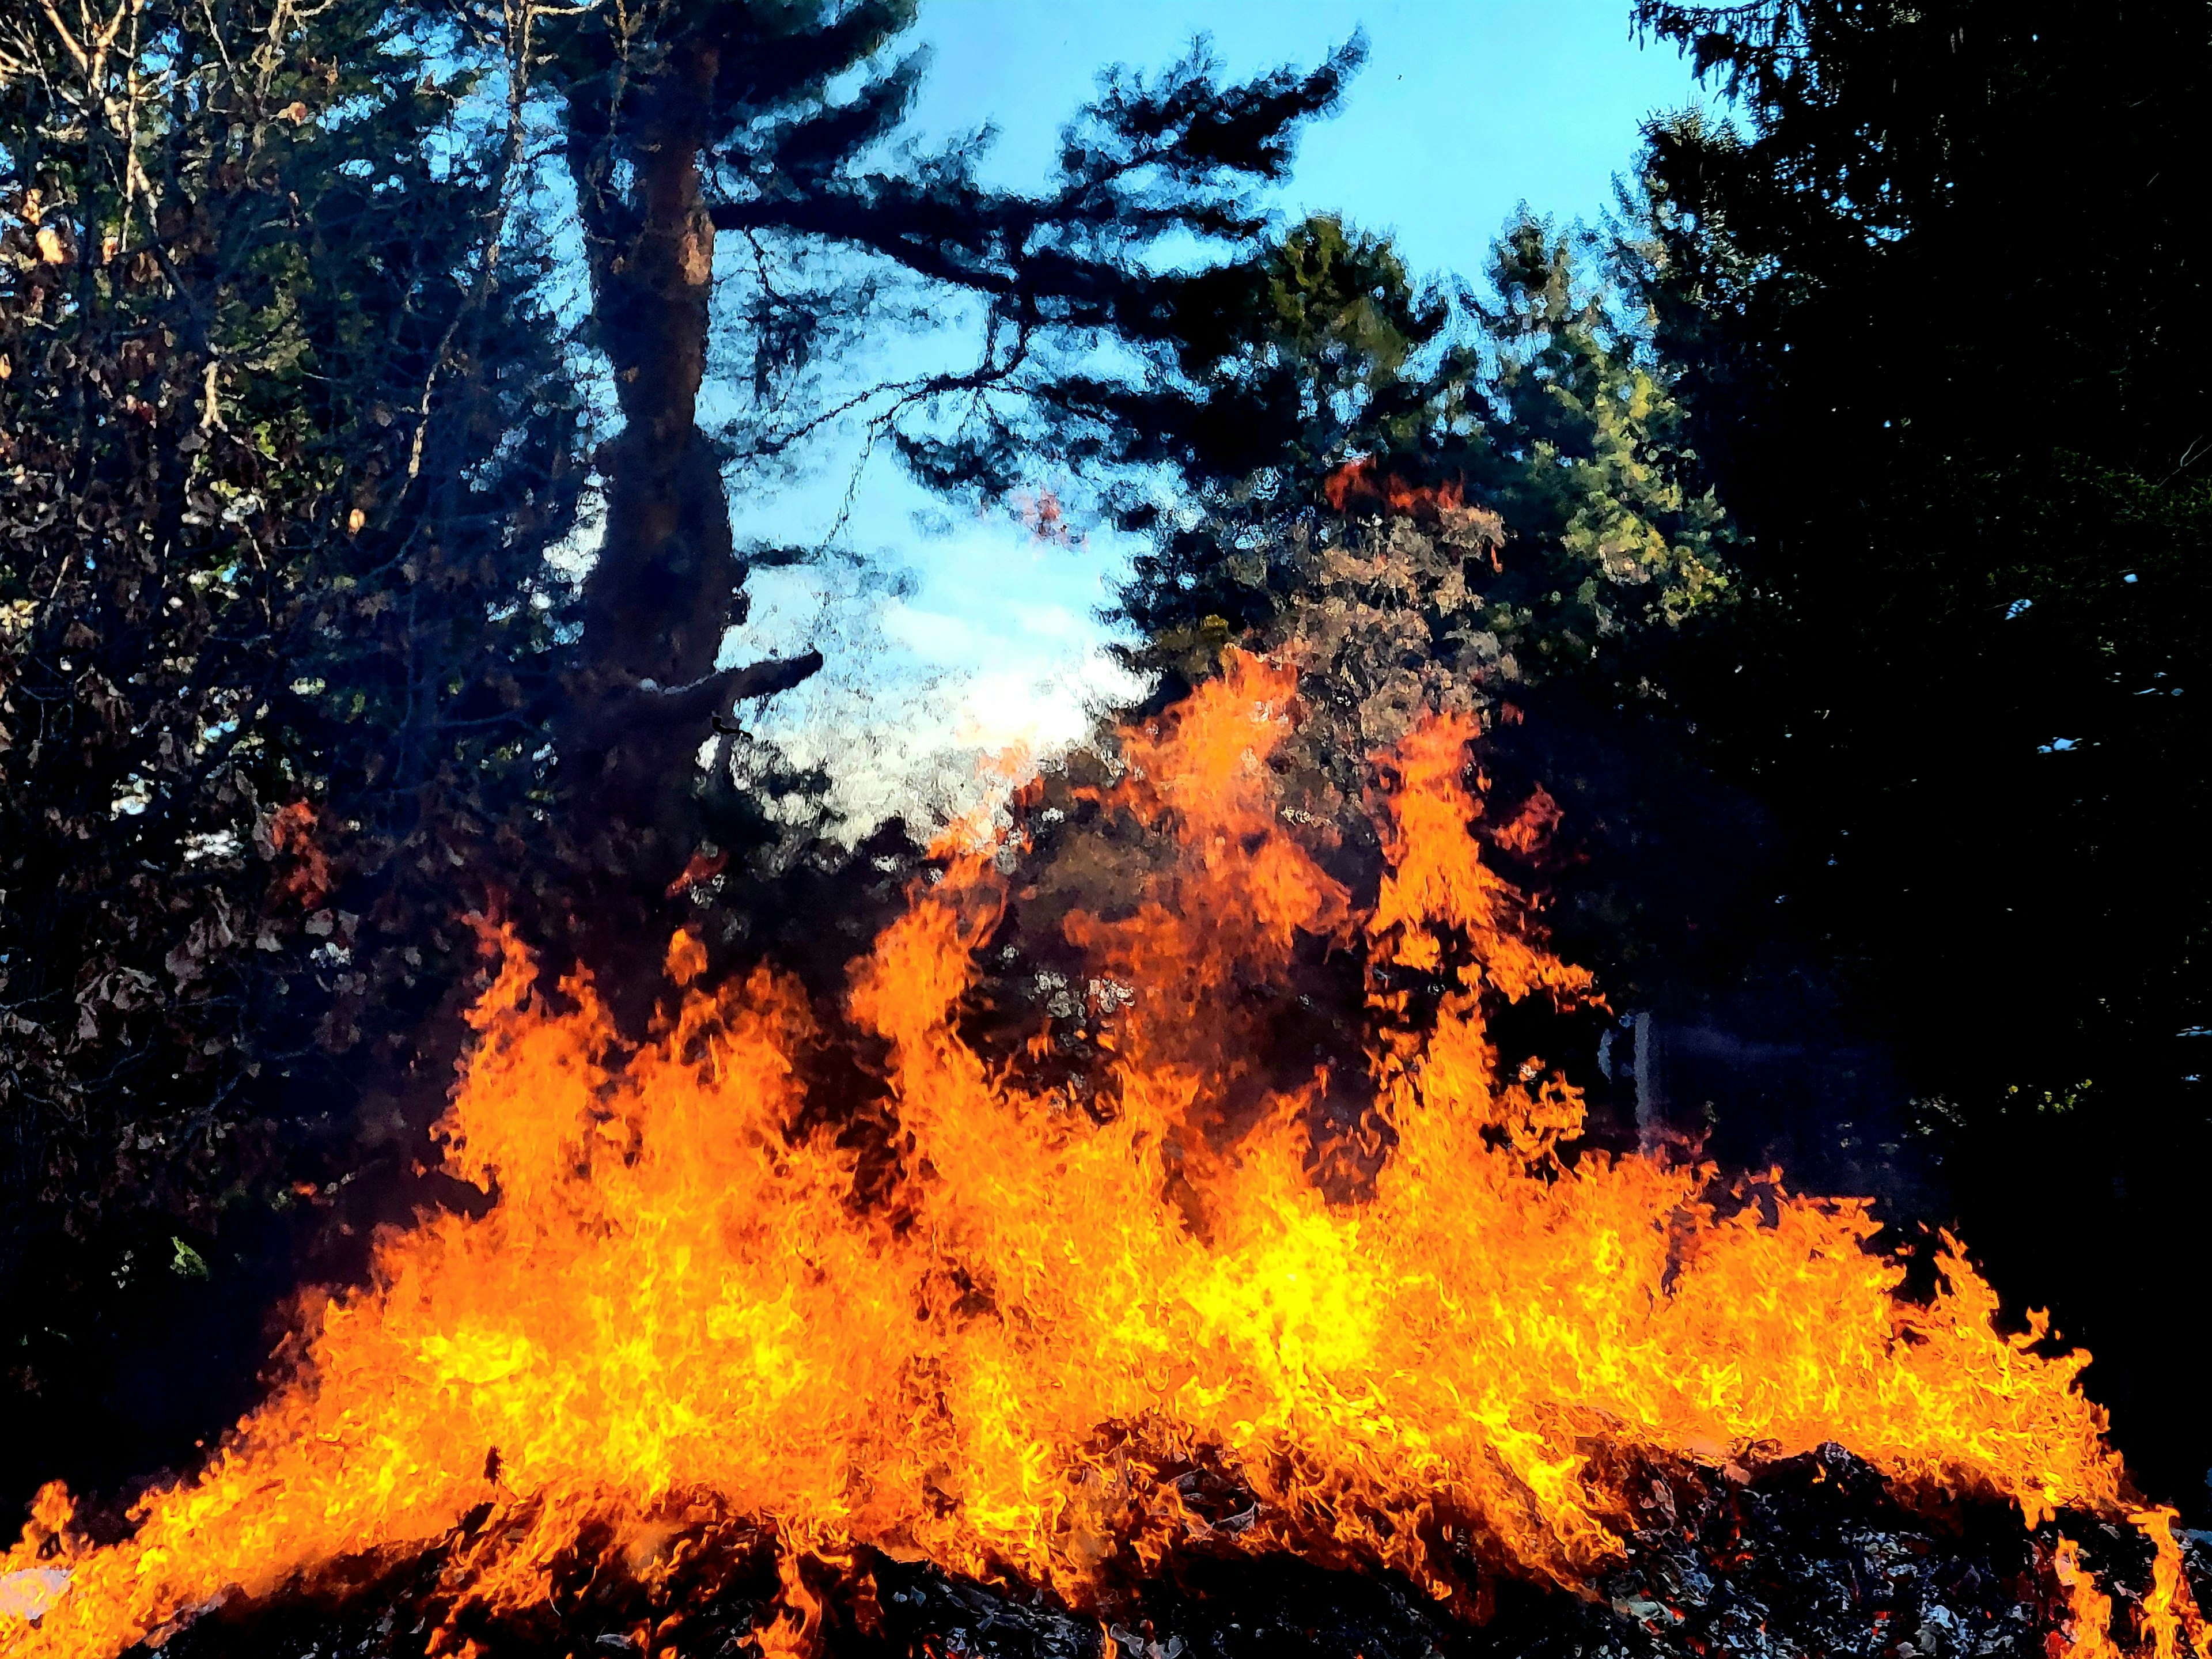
1321;456;1467;521
265;798;332;909
3;652;2200;1656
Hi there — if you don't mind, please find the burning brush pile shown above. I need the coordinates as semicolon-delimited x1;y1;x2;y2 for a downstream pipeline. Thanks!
2;656;2206;1659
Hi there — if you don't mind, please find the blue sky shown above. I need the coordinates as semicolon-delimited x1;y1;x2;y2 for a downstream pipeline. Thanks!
906;2;1714;286
717;2;1720;827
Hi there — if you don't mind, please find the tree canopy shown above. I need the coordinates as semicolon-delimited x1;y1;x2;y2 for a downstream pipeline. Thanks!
0;0;589;1495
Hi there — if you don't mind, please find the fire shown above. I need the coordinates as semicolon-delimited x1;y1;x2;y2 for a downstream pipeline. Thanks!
2;653;2202;1657
1321;456;1468;522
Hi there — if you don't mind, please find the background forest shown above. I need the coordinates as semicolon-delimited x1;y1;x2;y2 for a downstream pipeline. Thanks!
1;0;2205;1532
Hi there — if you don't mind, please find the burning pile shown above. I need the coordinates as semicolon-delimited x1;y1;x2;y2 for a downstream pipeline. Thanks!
2;656;2203;1659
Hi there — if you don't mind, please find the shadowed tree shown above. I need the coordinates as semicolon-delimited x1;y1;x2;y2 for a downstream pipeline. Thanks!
0;0;589;1498
1621;0;2212;1512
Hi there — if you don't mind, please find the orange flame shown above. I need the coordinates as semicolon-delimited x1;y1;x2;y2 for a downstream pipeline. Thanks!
2;653;2199;1656
1321;456;1466;520
265;798;332;909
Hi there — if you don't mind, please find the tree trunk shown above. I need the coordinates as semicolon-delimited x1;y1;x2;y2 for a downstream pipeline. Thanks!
554;34;820;990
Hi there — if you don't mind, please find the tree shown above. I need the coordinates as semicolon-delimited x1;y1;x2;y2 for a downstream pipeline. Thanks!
1092;213;1475;667
997;209;1736;707
0;1;1378;1502
957;219;1743;1167
0;0;588;1498
421;3;1369;997
1202;219;1732;821
1091;213;1734;915
1621;0;2212;1509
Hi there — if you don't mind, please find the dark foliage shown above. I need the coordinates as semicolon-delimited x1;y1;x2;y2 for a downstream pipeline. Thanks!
0;0;592;1501
1620;0;2212;1509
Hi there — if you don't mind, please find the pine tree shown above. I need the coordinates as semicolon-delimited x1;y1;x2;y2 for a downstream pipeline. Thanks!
1091;211;1732;741
1110;214;1475;673
1622;0;2212;1510
425;3;1368;992
956;219;1740;1164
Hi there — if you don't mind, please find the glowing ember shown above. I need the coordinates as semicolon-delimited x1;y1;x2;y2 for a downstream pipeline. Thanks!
1;654;2201;1658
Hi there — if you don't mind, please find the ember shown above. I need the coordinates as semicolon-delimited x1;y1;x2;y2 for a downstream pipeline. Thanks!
2;658;2203;1659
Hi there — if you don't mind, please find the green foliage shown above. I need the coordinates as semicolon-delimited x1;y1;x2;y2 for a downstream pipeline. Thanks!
1111;213;1475;650
1479;219;1730;652
1113;211;1732;711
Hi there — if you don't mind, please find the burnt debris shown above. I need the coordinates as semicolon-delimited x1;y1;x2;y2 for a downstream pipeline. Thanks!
124;1446;2211;1659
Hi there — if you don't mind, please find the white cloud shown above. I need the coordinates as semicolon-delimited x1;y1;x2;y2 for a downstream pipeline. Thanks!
714;501;1148;838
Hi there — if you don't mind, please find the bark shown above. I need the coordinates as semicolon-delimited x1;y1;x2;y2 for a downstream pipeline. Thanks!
554;32;820;981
